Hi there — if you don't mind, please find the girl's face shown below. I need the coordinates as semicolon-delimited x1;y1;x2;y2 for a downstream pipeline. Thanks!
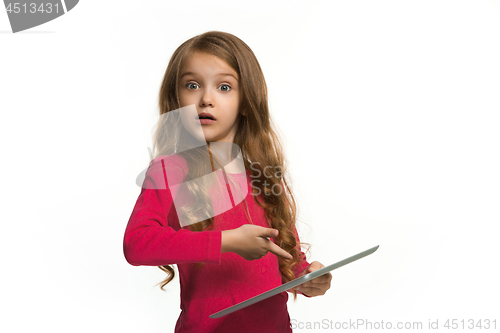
178;51;243;143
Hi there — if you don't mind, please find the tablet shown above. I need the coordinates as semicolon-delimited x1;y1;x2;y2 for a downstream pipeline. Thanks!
209;245;379;319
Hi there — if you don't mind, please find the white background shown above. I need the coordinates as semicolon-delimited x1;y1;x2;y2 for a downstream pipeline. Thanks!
1;1;499;332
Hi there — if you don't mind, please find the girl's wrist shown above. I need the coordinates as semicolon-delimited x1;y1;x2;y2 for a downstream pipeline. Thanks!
221;230;234;253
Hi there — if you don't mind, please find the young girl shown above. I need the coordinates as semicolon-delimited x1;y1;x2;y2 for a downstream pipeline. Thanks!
123;31;332;333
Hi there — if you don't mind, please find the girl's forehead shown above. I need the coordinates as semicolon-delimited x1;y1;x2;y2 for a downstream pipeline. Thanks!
181;51;237;77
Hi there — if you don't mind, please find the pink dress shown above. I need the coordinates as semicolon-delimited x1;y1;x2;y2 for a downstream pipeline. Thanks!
123;154;311;333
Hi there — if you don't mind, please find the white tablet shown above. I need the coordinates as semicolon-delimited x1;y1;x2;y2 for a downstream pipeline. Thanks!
209;245;379;319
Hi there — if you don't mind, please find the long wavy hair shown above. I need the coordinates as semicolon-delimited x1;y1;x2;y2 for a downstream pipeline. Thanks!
150;30;310;301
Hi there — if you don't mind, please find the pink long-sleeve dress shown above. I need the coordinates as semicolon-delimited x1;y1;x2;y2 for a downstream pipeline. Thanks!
123;154;311;333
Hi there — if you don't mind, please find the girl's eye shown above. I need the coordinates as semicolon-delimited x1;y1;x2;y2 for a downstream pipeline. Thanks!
187;82;199;90
219;84;231;92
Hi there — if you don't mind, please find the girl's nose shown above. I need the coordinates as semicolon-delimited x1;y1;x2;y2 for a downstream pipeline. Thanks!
200;90;214;107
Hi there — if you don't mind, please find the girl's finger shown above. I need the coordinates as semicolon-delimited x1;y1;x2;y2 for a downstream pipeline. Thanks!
300;285;322;295
268;242;293;259
311;282;329;288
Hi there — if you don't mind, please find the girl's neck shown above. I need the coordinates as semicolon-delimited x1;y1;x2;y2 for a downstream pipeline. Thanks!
207;141;245;174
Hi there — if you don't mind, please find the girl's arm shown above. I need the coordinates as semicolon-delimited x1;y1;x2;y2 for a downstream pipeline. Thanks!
123;156;222;266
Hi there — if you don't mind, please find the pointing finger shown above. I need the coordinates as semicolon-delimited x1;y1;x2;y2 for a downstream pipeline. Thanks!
269;242;293;260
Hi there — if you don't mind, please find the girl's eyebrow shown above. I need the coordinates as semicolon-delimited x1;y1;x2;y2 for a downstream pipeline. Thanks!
215;73;238;81
180;71;238;81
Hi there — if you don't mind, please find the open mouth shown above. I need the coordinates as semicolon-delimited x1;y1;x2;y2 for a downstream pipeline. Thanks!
196;112;217;120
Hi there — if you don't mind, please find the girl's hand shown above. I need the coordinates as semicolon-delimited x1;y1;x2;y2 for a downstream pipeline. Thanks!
294;261;332;297
222;224;293;261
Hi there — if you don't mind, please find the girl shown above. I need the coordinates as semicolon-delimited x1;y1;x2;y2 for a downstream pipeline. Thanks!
123;31;332;333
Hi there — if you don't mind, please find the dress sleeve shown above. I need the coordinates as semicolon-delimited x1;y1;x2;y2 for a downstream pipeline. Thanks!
123;156;222;266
